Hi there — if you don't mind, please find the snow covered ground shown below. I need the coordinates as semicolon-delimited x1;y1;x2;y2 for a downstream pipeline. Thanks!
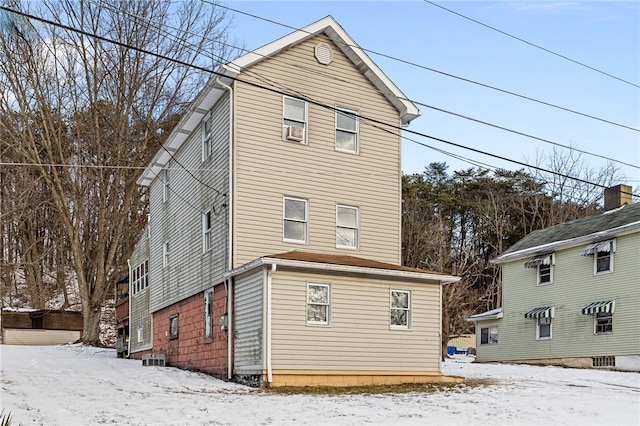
1;344;638;425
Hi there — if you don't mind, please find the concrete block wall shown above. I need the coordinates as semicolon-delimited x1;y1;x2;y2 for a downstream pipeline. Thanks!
152;284;228;379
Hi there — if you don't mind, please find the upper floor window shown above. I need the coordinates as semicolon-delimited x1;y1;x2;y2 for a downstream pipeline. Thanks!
580;239;615;275
336;204;359;249
307;282;330;325
283;96;307;144
132;259;149;295
538;263;552;285
202;209;213;253
390;289;411;329
202;112;213;161
162;241;169;268
162;169;170;203
335;108;358;153
524;253;553;285
283;196;308;243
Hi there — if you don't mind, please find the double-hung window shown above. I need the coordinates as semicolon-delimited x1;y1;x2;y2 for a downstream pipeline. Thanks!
595;312;613;334
202;209;213;252
537;317;552;340
162;169;170;203
595;249;613;274
390;289;411;329
538;263;552;285
204;289;214;338
202;112;213;161
283;96;307;143
336;205;359;249
283;196;308;243
306;283;330;325
335;108;358;153
480;326;498;345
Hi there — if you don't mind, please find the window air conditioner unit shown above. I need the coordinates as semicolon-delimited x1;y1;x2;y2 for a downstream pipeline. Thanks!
286;125;305;142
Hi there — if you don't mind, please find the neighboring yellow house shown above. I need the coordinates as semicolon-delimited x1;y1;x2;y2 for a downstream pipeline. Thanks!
469;186;640;372
129;16;461;387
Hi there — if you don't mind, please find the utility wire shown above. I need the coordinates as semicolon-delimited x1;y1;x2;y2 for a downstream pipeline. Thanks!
2;5;636;200
424;0;639;89
91;0;640;171
213;1;639;132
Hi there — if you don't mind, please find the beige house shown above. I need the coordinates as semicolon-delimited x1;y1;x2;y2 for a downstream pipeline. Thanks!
469;186;640;372
128;16;460;386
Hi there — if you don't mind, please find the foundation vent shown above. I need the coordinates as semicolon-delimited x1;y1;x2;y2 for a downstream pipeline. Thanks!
592;356;615;367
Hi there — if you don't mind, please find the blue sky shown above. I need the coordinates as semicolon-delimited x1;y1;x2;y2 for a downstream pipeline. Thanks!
224;1;639;189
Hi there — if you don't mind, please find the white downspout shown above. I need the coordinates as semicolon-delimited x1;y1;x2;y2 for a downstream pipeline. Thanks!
266;264;276;384
127;259;132;358
215;77;234;380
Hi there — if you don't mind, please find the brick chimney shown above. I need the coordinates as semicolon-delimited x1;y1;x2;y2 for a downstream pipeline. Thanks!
604;184;632;211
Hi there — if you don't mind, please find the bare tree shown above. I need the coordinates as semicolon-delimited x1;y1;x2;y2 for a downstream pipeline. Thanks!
0;0;236;345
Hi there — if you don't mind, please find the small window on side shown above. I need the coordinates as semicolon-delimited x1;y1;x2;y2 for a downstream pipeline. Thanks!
169;315;179;340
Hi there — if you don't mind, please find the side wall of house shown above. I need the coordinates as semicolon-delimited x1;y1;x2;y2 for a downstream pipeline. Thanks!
151;284;228;378
232;34;402;267
491;232;640;363
232;268;265;384
148;93;230;314
269;269;442;376
130;234;152;353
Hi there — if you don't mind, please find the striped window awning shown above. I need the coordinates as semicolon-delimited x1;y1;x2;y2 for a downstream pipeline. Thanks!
524;253;554;269
581;300;616;315
580;240;614;256
524;306;555;319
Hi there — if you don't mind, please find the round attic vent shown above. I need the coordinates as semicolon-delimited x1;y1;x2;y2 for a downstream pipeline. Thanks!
314;43;333;65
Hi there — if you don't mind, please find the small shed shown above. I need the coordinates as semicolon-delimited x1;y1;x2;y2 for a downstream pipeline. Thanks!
1;309;83;345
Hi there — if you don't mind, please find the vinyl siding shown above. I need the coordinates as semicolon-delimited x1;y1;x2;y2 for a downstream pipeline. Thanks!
129;234;152;352
149;93;231;313
270;269;442;372
232;34;402;267
485;232;640;362
233;268;265;375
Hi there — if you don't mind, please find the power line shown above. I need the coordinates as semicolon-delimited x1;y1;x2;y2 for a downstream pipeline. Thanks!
213;2;639;132
424;0;640;89
83;1;639;172
2;5;636;200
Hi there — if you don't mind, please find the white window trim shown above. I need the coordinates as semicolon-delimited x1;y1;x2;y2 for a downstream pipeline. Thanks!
202;209;213;253
282;95;308;144
306;282;331;326
283;196;308;244
162;241;169;268
536;317;552;340
204;289;214;338
594;312;613;335
201;111;213;162
162;168;169;203
336;204;359;249
390;289;411;330
335;107;359;154
594;250;614;275
537;263;553;286
137;327;143;344
480;326;498;345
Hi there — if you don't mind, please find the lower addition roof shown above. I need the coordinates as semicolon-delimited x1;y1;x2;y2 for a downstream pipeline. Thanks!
228;251;460;284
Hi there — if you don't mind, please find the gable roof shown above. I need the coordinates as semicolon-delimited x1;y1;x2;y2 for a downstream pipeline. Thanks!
493;203;640;264
138;16;419;187
220;16;420;126
229;251;460;284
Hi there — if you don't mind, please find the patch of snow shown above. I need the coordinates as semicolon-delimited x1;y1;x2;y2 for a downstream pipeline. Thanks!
1;345;638;425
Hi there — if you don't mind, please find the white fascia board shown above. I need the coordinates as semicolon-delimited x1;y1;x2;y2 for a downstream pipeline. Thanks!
221;16;420;125
465;307;503;322
226;256;460;285
492;222;640;264
137;78;226;187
